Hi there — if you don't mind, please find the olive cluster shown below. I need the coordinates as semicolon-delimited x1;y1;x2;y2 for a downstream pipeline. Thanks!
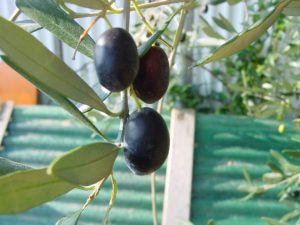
94;28;170;175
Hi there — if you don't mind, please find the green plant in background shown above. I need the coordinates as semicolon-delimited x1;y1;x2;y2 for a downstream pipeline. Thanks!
0;0;299;225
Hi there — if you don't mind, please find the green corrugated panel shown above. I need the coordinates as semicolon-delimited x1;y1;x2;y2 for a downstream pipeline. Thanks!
0;106;166;225
191;114;299;225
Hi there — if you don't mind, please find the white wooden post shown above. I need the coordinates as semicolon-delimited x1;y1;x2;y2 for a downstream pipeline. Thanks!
162;108;196;225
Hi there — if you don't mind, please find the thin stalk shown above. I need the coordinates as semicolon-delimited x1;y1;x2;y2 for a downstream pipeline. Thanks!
82;176;108;210
9;9;21;22
168;8;187;67
72;10;107;60
132;0;172;49
116;0;131;144
73;0;190;18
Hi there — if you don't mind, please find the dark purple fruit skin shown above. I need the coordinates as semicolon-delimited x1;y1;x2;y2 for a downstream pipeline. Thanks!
124;107;170;175
94;28;139;92
133;46;169;103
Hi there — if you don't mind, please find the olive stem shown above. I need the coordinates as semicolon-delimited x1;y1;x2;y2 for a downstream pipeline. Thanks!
72;9;107;60
82;176;108;210
72;0;190;18
168;7;187;67
130;85;142;111
116;0;131;144
9;8;21;22
132;0;173;49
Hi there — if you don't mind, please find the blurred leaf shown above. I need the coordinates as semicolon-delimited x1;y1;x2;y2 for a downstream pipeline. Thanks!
208;0;226;5
262;217;290;225
283;149;300;160
267;161;284;174
213;13;237;33
55;209;83;225
193;0;293;67
243;168;253;185
16;20;42;33
16;0;95;58
271;150;300;173
199;16;225;39
0;17;111;115
138;5;183;57
0;157;31;176
207;219;215;225
227;0;243;5
2;56;106;138
262;172;283;184
48;142;119;186
61;0;109;10
0;169;75;214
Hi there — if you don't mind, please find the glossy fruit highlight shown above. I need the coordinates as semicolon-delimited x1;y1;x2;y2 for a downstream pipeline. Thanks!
133;46;169;103
124;107;170;175
94;28;139;92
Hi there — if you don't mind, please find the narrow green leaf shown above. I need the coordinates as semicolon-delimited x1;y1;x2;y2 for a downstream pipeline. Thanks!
262;217;289;225
213;13;237;33
2;56;106;139
61;0;109;10
48;143;119;186
0;16;111;115
0;169;75;214
193;0;293;67
16;0;95;58
199;16;225;39
55;209;83;225
0;157;31;176
283;149;300;160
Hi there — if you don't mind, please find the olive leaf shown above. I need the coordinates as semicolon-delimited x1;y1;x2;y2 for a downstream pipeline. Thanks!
283;149;300;160
261;217;290;225
55;209;83;225
16;0;95;58
0;16;112;115
213;13;237;34
48;142;119;186
192;0;293;67
0;157;31;176
0;169;75;214
199;16;225;39
60;0;109;9
2;56;106;138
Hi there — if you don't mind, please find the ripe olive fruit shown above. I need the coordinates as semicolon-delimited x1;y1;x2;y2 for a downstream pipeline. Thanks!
124;107;170;175
133;46;169;103
94;28;139;92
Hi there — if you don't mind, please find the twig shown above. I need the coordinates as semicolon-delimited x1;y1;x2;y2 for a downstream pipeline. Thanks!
9;9;21;22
